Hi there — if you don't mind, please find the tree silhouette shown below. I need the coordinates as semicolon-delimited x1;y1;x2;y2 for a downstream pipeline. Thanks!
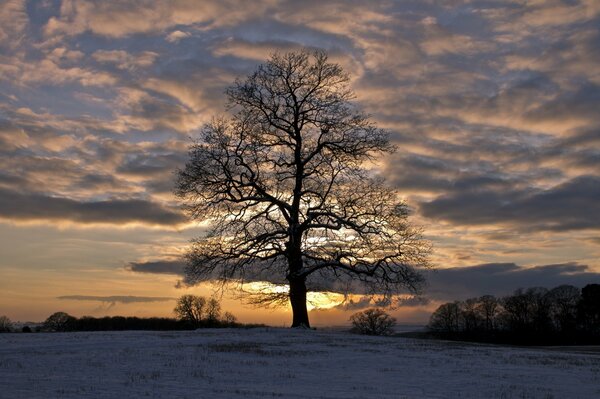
174;295;206;324
428;302;461;333
427;284;600;344
176;50;430;327
579;284;600;332
223;311;237;325
547;285;580;334
350;308;396;336
476;295;499;332
43;311;76;332
206;297;221;322
0;315;12;333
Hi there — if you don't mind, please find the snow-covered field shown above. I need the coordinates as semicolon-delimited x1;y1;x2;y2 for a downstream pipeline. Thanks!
1;328;599;398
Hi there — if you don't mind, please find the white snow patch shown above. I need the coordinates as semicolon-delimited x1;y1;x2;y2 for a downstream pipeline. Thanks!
1;328;599;398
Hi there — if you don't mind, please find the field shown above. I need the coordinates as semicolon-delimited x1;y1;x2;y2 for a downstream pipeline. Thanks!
1;328;599;398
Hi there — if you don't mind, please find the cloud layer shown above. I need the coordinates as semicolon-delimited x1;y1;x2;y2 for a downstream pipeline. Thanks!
1;0;598;318
426;262;600;301
57;295;174;304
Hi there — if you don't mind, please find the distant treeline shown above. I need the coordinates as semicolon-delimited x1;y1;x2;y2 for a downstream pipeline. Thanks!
41;313;238;332
3;295;264;333
427;284;600;345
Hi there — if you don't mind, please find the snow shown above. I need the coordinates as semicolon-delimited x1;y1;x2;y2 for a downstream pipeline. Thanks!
1;328;599;398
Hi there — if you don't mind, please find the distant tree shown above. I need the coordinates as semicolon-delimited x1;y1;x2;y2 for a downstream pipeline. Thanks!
500;288;551;332
223;312;237;325
527;287;552;333
21;325;32;333
43;312;76;332
578;284;600;332
428;302;461;333
547;285;580;334
174;295;206;324
350;308;396;336
206;298;221;322
499;291;526;331
175;49;430;328
461;298;482;333
0;315;13;333
476;295;499;332
428;284;600;344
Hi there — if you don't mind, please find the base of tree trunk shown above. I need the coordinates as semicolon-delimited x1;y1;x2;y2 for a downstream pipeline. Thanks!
289;277;310;328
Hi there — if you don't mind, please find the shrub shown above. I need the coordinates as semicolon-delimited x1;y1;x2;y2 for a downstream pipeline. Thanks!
350;308;396;336
43;312;77;332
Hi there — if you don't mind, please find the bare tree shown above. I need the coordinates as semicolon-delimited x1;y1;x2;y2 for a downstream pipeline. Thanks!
476;295;499;332
176;50;430;327
428;302;461;333
223;311;237;325
0;315;12;333
547;285;580;333
350;308;396;335
206;297;221;322
461;298;481;333
578;284;600;332
174;295;206;324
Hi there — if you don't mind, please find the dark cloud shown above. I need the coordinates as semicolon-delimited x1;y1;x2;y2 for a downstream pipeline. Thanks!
526;82;600;123
559;126;600;147
385;153;455;192
70;173;128;192
57;295;174;304
0;187;186;226
385;151;521;194
116;152;186;177
122;92;197;133
421;176;600;231
127;259;187;275
426;262;600;301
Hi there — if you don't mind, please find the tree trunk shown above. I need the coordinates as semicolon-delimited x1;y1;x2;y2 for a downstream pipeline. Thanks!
289;277;310;328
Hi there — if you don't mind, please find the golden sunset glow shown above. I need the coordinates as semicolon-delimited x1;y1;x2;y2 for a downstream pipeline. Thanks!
243;282;347;311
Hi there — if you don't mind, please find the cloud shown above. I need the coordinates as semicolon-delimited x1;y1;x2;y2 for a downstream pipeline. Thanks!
0;0;28;51
419;19;493;56
211;38;307;61
127;260;187;275
116;152;185;177
165;30;190;43
1;56;117;88
116;87;204;133
425;262;600;302
57;295;174;305
43;0;279;38
1;0;599;308
421;176;600;232
128;257;600;308
0;187;186;226
323;295;431;312
92;50;159;70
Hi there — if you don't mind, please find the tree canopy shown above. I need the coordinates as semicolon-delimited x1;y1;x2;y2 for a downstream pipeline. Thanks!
176;50;430;327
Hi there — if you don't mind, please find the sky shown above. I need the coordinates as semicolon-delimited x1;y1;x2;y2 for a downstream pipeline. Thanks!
0;0;599;326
